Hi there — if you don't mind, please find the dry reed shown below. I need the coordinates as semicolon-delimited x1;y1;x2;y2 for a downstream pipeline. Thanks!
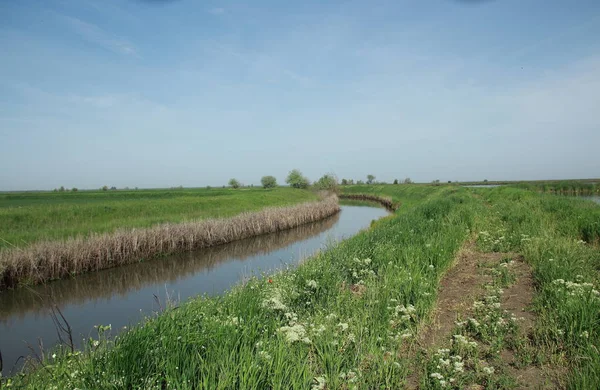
339;194;398;211
0;196;340;291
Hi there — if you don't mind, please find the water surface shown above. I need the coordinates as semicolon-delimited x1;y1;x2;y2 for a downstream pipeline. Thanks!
0;205;388;374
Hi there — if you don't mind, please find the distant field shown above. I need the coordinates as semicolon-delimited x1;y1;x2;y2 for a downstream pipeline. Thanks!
0;188;318;250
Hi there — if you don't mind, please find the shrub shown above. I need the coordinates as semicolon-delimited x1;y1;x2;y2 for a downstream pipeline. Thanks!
367;175;375;184
72;188;78;192
261;176;278;189
229;179;241;189
314;173;339;193
286;169;310;189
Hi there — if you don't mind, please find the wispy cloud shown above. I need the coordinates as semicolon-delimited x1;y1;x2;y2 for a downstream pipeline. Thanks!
60;14;138;57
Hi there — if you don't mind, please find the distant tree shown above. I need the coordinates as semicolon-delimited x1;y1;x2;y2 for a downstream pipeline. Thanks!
135;187;139;190
448;181;452;184
58;186;65;192
348;179;354;185
367;175;376;184
483;179;489;183
356;180;364;185
102;186;109;191
341;178;348;186
228;178;241;189
206;186;211;189
314;173;339;193
110;186;117;191
403;178;413;184
286;169;310;189
261;175;278;189
393;179;399;185
72;187;78;192
53;188;58;192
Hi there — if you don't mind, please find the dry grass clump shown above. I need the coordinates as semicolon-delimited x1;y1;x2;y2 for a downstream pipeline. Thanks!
339;194;398;211
0;196;339;290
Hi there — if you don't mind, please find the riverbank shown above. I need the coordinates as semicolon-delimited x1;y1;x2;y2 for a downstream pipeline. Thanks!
0;196;339;290
0;187;318;250
3;186;598;388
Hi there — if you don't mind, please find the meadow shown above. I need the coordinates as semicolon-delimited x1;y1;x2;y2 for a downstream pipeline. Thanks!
0;187;318;250
2;184;599;389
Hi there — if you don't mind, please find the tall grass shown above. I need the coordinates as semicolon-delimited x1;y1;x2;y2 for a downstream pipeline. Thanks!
472;187;600;388
4;186;598;388
4;187;477;388
0;196;339;290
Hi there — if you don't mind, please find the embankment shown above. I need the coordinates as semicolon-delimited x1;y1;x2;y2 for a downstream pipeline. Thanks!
339;193;398;211
0;196;340;290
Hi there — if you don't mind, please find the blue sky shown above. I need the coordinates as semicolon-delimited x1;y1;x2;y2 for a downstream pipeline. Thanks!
1;0;599;190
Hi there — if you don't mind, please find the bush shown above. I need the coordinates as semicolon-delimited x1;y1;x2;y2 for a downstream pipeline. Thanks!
286;169;310;189
367;175;375;184
261;176;278;189
314;173;339;193
72;188;78;192
228;179;241;189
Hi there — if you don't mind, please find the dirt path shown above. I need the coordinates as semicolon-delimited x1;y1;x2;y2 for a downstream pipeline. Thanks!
405;239;558;389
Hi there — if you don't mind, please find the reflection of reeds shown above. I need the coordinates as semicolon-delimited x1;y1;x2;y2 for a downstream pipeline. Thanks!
0;197;340;291
0;211;340;321
339;194;398;211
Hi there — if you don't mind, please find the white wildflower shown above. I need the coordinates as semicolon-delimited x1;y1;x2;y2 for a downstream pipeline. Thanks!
306;280;318;289
312;376;327;390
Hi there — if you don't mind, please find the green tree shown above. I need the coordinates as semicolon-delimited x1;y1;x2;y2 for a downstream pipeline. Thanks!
58;186;65;192
403;177;413;184
367;174;375;184
101;186;108;191
72;187;78;192
228;178;241;189
341;178;348;185
314;173;339;192
393;179;399;185
261;175;278;189
286;169;310;189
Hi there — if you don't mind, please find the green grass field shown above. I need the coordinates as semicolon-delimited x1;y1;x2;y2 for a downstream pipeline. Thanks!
0;188;318;250
3;185;599;389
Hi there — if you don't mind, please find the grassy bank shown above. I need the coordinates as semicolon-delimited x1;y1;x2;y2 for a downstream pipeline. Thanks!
0;188;317;250
3;186;598;388
0;196;339;290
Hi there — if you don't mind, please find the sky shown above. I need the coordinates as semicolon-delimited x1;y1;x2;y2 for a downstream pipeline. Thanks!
1;0;599;191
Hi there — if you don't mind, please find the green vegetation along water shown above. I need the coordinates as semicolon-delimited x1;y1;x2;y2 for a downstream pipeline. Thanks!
3;185;599;389
0;187;317;250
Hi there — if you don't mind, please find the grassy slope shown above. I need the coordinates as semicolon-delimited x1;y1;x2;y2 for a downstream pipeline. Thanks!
4;185;599;389
0;188;317;250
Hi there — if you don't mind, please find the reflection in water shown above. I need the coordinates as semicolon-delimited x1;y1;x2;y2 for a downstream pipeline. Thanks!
0;212;340;321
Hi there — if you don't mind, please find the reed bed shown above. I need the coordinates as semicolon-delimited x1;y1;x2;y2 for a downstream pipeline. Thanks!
0;196;340;291
338;193;398;211
0;212;341;320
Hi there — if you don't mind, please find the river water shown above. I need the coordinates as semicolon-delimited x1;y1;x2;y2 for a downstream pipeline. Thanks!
0;204;389;374
583;196;600;205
